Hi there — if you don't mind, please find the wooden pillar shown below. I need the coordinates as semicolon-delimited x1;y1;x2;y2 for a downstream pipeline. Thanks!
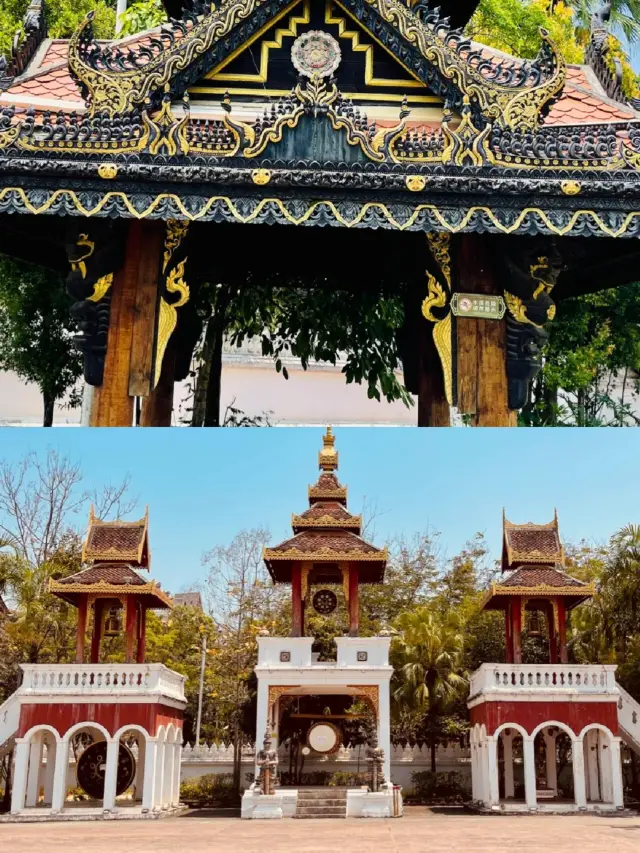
137;605;147;664
140;333;176;427
417;316;450;426
125;597;136;664
90;600;104;664
76;595;88;664
455;234;516;427
547;601;558;664
292;564;303;638
512;598;522;664
505;603;513;664
348;564;359;637
557;599;568;663
89;220;165;427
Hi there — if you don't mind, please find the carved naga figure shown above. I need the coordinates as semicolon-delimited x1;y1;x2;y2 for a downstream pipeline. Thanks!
256;729;279;795
498;236;563;410
65;222;126;386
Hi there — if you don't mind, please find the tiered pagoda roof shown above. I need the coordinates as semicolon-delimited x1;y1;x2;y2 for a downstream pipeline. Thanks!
263;427;387;583
49;506;172;609
482;510;594;611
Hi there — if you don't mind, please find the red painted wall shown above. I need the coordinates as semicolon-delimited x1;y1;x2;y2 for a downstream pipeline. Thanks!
18;702;183;738
470;700;618;736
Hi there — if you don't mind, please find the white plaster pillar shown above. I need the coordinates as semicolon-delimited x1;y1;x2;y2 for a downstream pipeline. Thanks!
102;740;119;812
141;739;158;812
610;738;624;809
135;738;146;800
544;731;558;793
573;738;587;809
25;738;42;807
378;682;391;782
171;743;182;804
43;740;56;805
479;740;489;805
51;740;69;812
471;743;479;802
599;735;613;804
503;733;515;799
10;740;30;814
487;736;500;806
254;678;269;780
586;729;601;802
583;739;591;801
163;742;174;808
154;738;165;809
523;737;537;810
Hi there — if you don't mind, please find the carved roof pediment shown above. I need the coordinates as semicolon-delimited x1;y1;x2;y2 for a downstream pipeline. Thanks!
66;0;567;131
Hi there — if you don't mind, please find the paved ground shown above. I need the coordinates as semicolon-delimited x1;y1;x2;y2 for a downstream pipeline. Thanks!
3;807;640;852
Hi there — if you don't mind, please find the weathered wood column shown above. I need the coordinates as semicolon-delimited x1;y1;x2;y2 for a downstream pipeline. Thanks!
511;599;523;664
90;600;104;664
418;318;450;426
348;564;359;637
291;564;303;637
455;234;516;427
557;599;568;664
137;606;147;664
140;335;176;427
125;598;137;664
76;596;88;664
89;220;165;427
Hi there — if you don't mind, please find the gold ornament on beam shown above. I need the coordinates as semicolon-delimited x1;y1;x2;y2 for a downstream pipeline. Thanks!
421;232;453;405
153;220;190;388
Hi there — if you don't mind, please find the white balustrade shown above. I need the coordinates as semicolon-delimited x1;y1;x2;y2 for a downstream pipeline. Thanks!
18;663;186;703
469;663;618;698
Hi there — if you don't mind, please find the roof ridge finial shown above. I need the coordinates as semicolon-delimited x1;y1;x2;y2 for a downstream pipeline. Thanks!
318;425;338;472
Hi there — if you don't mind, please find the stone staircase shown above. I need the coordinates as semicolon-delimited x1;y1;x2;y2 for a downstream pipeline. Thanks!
294;788;348;819
618;682;640;756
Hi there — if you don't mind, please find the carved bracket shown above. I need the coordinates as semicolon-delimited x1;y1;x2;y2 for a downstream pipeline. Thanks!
498;238;562;410
154;220;191;387
421;232;453;405
65;221;126;386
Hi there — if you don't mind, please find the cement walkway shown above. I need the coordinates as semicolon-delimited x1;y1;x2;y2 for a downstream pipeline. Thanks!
2;807;640;852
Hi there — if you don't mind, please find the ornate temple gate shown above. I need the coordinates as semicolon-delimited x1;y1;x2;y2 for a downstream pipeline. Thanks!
2;0;640;426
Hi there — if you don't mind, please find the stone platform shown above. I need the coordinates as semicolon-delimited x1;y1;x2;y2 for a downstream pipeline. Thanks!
2;807;640;852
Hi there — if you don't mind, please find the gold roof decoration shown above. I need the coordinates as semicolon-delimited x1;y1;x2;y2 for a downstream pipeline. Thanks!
318;426;339;472
502;508;564;569
82;504;150;568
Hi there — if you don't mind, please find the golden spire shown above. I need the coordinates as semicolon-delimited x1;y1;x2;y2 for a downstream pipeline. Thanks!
318;426;339;472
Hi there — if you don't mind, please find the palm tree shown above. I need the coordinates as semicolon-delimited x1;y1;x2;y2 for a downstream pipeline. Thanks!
559;0;640;47
392;606;466;772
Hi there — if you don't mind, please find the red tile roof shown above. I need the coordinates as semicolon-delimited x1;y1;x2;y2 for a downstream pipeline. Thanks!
82;507;150;567
502;566;586;589
266;529;383;557
57;563;147;586
8;63;83;103
503;514;563;568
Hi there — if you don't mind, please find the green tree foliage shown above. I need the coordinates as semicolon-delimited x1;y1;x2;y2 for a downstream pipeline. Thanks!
521;284;640;426
0;258;82;426
0;0;115;58
118;0;165;37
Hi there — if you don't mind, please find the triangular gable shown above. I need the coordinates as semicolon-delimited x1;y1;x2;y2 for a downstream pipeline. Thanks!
191;0;435;106
68;0;566;130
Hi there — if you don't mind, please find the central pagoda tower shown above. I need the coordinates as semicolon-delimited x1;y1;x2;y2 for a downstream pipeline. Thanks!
263;427;386;638
243;428;398;820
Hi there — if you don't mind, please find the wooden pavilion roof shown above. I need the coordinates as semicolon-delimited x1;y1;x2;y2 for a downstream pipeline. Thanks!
82;505;150;568
502;510;564;571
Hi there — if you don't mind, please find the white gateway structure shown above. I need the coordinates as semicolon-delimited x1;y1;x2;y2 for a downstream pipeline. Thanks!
242;428;401;819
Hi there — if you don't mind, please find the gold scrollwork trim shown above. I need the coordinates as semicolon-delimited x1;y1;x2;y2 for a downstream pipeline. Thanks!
264;547;388;562
341;565;350;605
347;685;378;718
301;564;312;601
268;685;300;725
4;188;640;238
49;579;173;607
308;486;347;499
292;514;361;528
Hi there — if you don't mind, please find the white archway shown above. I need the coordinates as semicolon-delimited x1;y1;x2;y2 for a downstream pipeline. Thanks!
578;724;622;807
531;721;577;808
494;724;528;803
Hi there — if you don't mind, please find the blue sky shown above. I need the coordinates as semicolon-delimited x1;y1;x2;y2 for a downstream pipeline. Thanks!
0;428;636;592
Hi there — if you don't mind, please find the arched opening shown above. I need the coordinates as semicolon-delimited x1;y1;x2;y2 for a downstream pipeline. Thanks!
113;727;148;811
59;723;112;812
582;726;615;805
12;726;60;812
532;724;575;806
497;728;525;804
